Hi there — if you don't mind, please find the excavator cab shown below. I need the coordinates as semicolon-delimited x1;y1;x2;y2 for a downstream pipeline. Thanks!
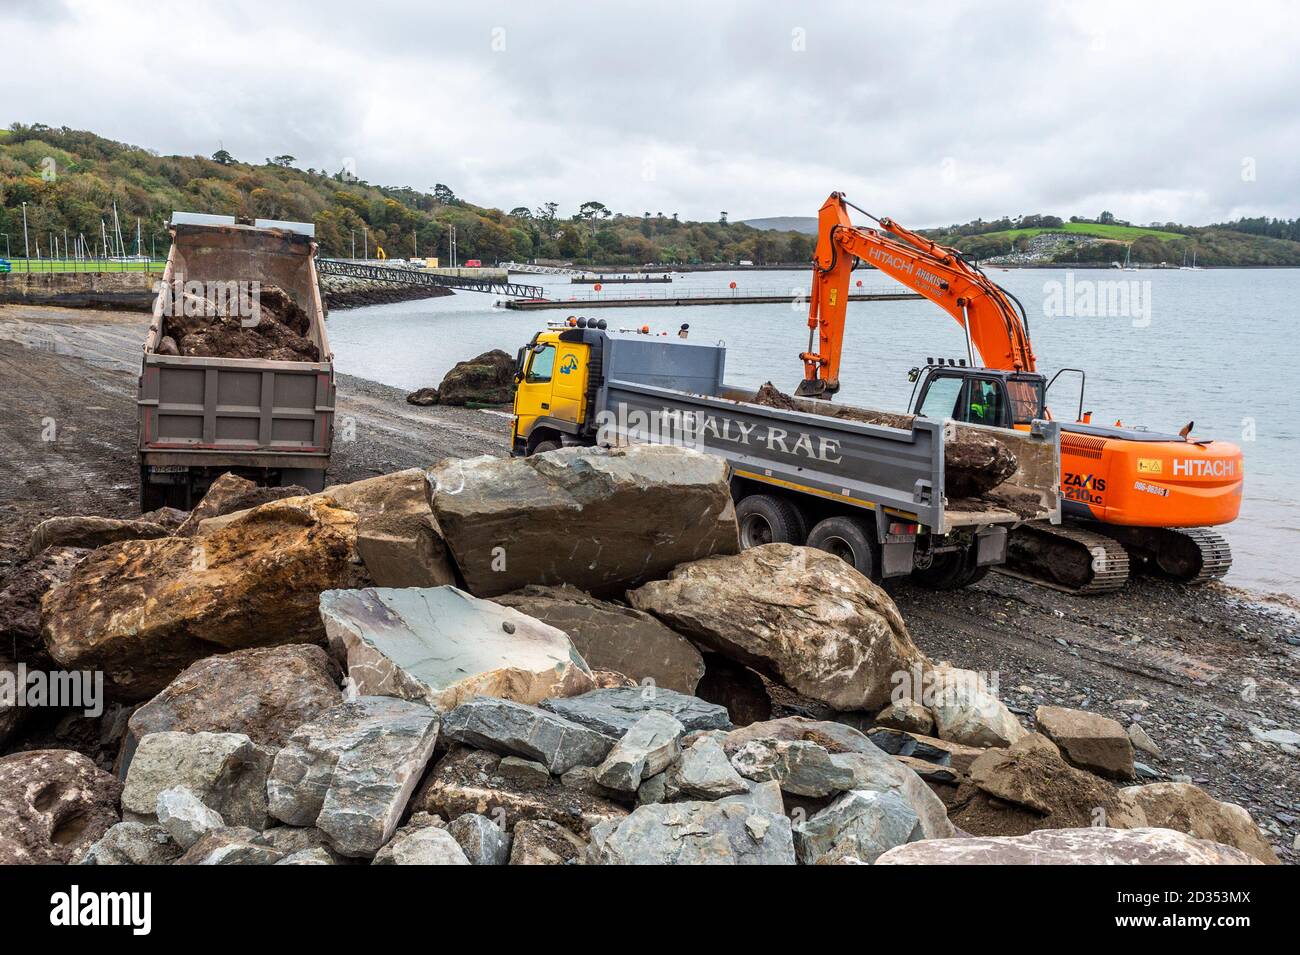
909;363;1046;429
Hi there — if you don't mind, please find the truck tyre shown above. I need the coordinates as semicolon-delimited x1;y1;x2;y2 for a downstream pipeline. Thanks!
530;439;562;456
806;515;880;581
735;494;807;548
912;548;986;590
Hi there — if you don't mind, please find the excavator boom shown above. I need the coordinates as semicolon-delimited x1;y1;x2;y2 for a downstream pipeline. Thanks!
800;192;1034;395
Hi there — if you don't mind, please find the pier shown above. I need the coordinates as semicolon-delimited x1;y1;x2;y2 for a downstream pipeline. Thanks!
501;289;923;310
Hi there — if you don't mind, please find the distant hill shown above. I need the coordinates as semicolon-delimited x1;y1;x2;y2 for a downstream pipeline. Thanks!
739;216;817;235
0;123;815;267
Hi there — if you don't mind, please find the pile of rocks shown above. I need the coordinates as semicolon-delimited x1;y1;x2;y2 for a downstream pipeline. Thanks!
0;445;1281;865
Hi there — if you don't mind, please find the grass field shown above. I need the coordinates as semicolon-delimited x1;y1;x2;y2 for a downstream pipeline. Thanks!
0;258;166;273
967;222;1186;244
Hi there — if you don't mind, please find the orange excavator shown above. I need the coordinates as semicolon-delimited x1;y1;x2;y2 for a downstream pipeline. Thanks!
798;191;1242;593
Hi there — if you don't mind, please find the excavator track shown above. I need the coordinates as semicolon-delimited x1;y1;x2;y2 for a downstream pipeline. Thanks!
1100;524;1233;584
998;521;1131;595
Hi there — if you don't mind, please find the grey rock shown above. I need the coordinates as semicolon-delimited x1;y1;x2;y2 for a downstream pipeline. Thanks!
427;445;739;598
321;586;595;711
156;786;224;850
373;824;470;865
441;696;614;774
176;827;285;865
719;780;786;816
494;584;705;694
874;698;936;736
930;664;1027;748
122;731;272;830
674;737;749;798
541;686;730;739
267;696;440;858
79;822;181;865
827;749;956;840
591;800;795;865
637;773;669;805
447;813;511;865
876;827;1265;865
498;756;552;788
729;739;855;797
793;790;924;865
595;711;685;792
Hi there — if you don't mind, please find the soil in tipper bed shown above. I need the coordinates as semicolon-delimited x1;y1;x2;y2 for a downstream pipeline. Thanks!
160;285;320;362
750;381;1018;498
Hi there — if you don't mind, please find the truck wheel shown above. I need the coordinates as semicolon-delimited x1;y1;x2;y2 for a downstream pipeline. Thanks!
530;439;562;456
735;494;807;548
806;515;880;581
912;549;986;590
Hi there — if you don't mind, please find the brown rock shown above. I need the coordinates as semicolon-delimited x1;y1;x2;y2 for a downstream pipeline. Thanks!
413;747;627;835
953;733;1145;836
1120;782;1280;865
494;584;705;694
0;750;122;864
28;516;171;556
41;497;369;700
0;547;88;662
629;544;925;712
427;445;738;598
875;698;936;736
119;645;342;775
1035;704;1135;780
876;827;1262;865
509;819;588;864
175;473;309;536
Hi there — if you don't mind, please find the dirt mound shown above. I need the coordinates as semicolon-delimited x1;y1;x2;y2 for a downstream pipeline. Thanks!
162;285;319;362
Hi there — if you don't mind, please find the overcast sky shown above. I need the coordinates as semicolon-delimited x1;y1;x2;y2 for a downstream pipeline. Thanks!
5;0;1298;226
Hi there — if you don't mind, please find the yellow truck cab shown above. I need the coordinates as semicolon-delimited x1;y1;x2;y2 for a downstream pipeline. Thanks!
511;320;605;455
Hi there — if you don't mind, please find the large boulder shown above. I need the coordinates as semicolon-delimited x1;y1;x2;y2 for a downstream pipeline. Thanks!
0;750;122;864
494;585;705;694
433;349;516;406
953;734;1145;836
119;645;342;776
28;515;171;556
441;696;616;774
927;663;1027;748
1035;704;1135;780
588;800;795;865
541;686;731;738
1120;782;1280;865
175;472;308;536
121;731;273;829
41;497;370;700
266;696;440;858
629;544;925;712
426;445;738;598
320;586;595;710
876;827;1263;865
0;546;87;663
414;746;626;835
322;469;456;587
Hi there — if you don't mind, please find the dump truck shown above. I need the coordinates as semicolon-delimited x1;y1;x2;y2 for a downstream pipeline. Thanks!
137;213;334;510
510;321;1062;588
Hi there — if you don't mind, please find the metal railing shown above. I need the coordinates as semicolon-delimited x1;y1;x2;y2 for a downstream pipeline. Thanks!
317;258;543;297
537;285;918;302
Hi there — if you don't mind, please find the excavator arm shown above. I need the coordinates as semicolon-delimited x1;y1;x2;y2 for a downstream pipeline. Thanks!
798;192;1036;397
